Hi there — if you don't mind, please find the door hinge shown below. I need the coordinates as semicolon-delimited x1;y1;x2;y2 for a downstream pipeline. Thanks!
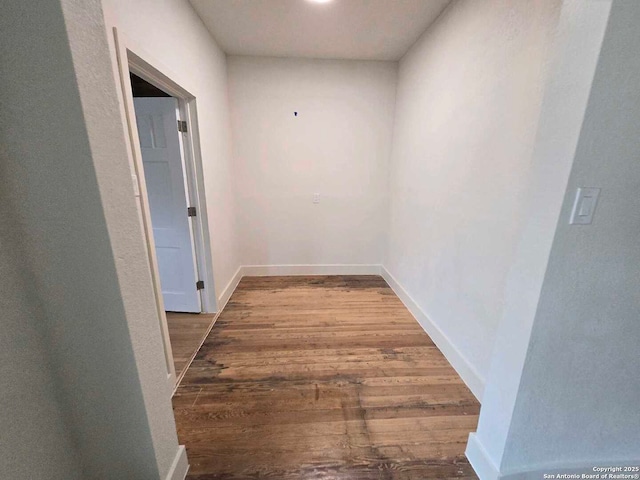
177;120;188;133
196;280;205;290
187;206;197;217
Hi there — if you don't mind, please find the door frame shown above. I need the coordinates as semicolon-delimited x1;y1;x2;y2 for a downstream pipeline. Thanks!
112;28;218;386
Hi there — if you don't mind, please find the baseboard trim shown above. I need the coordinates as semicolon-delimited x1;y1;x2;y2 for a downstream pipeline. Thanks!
241;264;383;277
213;264;483;400
172;267;242;394
466;434;640;480
173;310;221;393
165;445;189;480
217;266;243;310
216;264;383;309
502;462;640;480
465;433;500;480
380;267;485;401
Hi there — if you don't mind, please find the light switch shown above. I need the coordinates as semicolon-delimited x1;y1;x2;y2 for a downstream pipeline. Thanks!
132;174;140;197
569;187;600;225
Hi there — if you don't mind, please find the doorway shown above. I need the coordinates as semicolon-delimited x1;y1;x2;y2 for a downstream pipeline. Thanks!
130;74;201;313
113;29;218;389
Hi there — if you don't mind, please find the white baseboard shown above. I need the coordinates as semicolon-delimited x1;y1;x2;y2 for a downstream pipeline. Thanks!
380;266;485;401
241;264;382;277
217;266;243;311
174;267;240;392
502;462;640;480
466;433;640;480
465;433;500;480
165;445;188;480
214;264;483;402
215;264;381;311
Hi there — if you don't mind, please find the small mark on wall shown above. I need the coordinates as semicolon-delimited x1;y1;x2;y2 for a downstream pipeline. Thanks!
294;111;298;117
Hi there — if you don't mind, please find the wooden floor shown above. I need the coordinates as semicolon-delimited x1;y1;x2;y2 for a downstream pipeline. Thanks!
172;276;479;479
167;312;217;379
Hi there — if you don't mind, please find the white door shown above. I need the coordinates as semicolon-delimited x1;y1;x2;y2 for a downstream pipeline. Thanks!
133;97;201;313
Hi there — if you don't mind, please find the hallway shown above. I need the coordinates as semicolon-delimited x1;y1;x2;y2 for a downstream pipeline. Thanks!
172;276;479;479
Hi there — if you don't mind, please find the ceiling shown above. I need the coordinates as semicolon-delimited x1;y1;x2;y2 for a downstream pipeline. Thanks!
189;0;452;61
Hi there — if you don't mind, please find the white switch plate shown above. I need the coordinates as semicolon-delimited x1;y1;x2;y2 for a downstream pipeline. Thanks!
313;193;320;204
132;174;140;197
570;187;600;225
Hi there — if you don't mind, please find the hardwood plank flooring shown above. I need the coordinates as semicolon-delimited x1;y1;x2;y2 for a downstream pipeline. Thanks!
173;276;479;479
167;312;216;379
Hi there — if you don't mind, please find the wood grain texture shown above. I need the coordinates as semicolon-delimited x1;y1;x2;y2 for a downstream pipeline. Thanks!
167;312;216;379
173;276;479;479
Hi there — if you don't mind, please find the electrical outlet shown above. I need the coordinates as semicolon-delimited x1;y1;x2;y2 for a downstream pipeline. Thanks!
313;193;320;204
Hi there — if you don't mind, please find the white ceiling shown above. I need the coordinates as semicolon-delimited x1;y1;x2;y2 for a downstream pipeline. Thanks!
189;0;452;61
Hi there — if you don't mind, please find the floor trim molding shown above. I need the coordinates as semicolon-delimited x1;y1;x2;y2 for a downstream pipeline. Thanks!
466;434;640;480
202;264;484;401
241;264;383;277
217;264;382;310
213;264;484;401
217;266;243;310
165;445;189;480
465;433;500;480
381;266;485;401
173;267;242;394
172;311;221;393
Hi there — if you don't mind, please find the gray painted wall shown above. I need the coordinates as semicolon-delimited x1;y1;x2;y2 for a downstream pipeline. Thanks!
502;0;640;470
0;0;182;477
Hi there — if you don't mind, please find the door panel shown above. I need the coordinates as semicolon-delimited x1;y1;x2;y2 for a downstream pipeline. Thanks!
134;97;201;313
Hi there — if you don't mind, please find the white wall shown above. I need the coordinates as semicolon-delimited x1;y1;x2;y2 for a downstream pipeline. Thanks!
465;1;613;476
0;187;83;479
1;0;185;478
0;3;83;476
385;0;562;394
499;0;640;472
227;56;397;268
102;0;241;305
